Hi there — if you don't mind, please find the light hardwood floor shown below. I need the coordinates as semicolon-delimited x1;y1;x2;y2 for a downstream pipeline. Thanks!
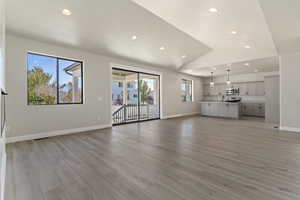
5;116;300;200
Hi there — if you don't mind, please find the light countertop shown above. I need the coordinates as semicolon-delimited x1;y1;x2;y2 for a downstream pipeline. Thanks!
199;101;241;105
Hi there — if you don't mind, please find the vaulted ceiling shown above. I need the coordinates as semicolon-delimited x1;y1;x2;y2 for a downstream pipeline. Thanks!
6;0;300;76
132;0;277;68
6;0;211;69
258;0;300;54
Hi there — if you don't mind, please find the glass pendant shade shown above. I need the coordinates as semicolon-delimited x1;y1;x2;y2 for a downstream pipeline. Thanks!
226;69;231;85
210;72;214;88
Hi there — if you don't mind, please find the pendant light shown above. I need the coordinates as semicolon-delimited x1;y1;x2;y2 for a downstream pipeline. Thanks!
210;72;214;88
226;69;231;85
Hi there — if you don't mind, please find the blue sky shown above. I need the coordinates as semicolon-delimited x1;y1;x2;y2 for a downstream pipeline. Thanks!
27;53;80;88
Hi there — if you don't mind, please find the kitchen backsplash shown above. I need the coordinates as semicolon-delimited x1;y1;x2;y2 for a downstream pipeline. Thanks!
202;95;265;103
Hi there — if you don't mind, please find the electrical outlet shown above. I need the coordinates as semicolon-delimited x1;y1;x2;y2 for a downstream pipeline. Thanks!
98;97;102;101
97;116;101;121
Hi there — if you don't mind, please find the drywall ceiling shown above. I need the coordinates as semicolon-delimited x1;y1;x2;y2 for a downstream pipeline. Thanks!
182;56;279;77
6;0;294;76
131;0;278;70
258;0;300;54
5;0;210;69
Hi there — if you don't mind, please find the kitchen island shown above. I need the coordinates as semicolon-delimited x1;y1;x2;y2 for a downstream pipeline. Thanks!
200;101;242;119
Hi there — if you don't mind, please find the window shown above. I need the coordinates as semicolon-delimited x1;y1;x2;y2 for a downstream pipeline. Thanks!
27;53;83;105
127;82;134;88
181;79;193;102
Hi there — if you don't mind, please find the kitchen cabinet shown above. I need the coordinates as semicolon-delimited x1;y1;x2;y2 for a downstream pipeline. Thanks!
237;83;248;96
200;102;241;119
242;103;251;115
258;103;265;116
233;82;265;96
255;82;265;96
201;102;216;116
247;82;256;96
204;81;265;97
242;103;265;117
246;81;265;96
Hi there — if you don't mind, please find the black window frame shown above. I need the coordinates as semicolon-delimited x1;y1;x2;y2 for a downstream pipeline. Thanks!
27;52;84;105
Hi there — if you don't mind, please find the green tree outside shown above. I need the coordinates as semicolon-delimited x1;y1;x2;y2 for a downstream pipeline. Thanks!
139;80;152;104
27;67;56;104
59;82;74;103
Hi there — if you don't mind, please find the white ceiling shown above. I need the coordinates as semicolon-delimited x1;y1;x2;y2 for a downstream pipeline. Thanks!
182;56;279;77
258;0;300;54
131;0;278;69
6;0;298;76
6;0;210;69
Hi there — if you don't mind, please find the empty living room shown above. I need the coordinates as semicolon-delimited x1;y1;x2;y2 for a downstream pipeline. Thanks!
1;0;300;199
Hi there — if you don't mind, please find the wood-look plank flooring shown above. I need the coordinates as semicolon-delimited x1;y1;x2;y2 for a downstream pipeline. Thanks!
5;116;300;200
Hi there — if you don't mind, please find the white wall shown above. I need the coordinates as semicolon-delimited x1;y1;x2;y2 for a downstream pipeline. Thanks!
265;75;280;124
280;52;300;131
0;0;4;90
0;0;6;199
6;34;202;138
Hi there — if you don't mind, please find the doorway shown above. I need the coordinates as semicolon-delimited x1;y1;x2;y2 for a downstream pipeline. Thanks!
112;68;160;125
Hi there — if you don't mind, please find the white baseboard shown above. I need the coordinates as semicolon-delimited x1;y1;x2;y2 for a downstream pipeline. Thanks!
280;126;300;133
0;136;6;200
5;124;112;143
162;112;201;119
0;151;6;200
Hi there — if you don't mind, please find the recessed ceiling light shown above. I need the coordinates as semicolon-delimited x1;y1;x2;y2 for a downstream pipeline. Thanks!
160;46;165;51
254;69;259;73
244;63;250;66
62;9;72;16
209;8;218;13
132;35;137;40
245;45;251;49
231;30;237;34
182;55;187;59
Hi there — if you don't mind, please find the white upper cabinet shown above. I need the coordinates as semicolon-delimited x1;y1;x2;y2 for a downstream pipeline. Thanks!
204;81;265;97
247;82;256;96
255;82;265;96
237;83;248;96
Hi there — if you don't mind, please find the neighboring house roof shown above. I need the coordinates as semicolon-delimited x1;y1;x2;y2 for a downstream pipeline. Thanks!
64;62;81;77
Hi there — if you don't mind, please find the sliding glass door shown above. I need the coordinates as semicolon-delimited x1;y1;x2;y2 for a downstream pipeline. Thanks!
112;68;160;125
139;73;160;121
